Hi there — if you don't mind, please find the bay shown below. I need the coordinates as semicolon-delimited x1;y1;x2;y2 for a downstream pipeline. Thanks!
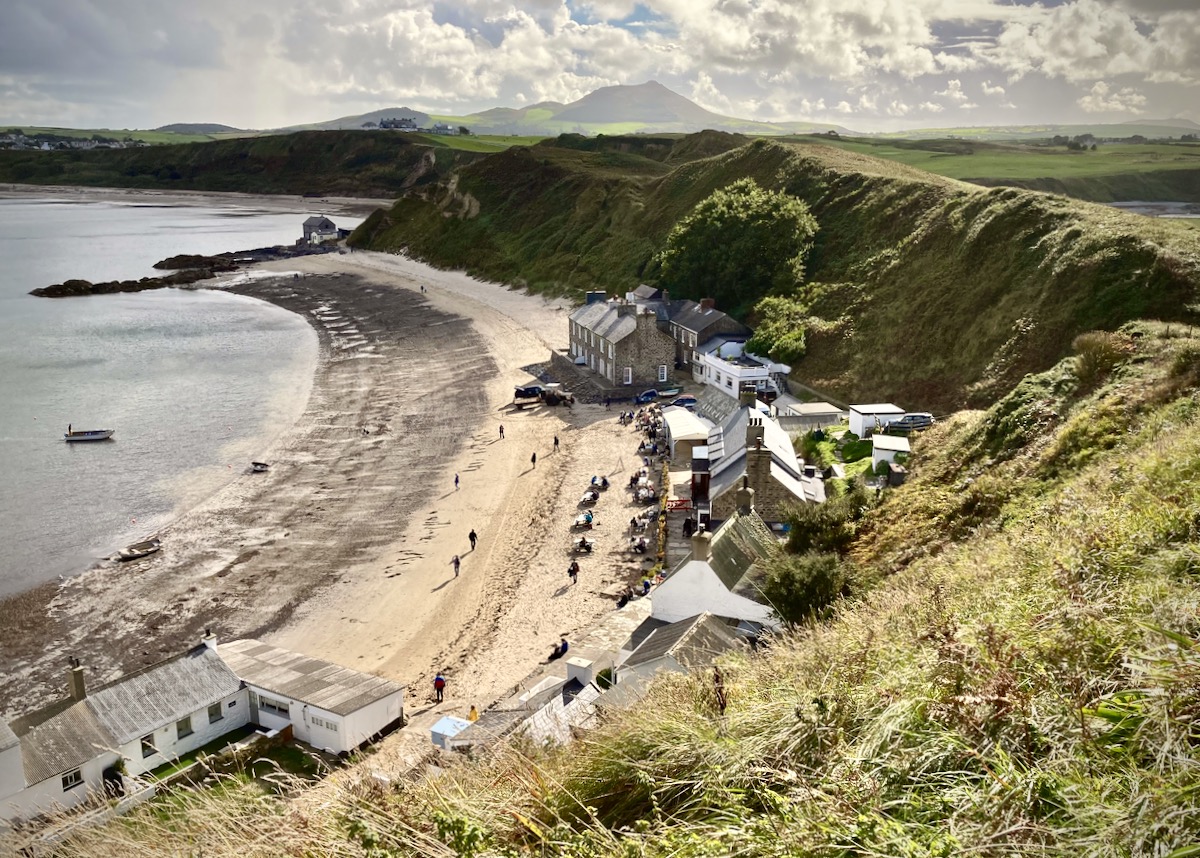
0;196;359;598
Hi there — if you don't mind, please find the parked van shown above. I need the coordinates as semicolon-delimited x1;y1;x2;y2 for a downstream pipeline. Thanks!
882;412;934;434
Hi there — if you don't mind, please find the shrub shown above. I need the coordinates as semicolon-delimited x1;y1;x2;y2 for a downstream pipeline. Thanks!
1073;331;1131;388
785;480;871;555
762;551;850;625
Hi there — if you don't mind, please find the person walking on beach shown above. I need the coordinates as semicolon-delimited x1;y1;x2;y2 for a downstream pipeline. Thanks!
531;452;537;468
499;424;505;440
553;435;560;453
450;555;461;577
468;529;478;551
434;672;446;702
567;559;580;585
455;473;460;490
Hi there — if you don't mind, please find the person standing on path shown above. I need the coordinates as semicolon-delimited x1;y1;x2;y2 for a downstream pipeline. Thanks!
455;473;460;490
468;529;478;551
553;435;560;453
499;424;504;440
531;452;537;468
567;560;580;585
450;555;461;577
434;672;446;702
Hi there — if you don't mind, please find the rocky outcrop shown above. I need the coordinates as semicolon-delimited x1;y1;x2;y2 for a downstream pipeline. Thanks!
30;267;231;297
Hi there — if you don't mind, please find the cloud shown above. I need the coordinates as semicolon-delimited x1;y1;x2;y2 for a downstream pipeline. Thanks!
936;79;969;102
1077;80;1147;113
981;80;1006;96
690;71;732;113
919;101;945;113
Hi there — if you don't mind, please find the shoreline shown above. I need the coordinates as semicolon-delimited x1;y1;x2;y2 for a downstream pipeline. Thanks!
1;250;660;736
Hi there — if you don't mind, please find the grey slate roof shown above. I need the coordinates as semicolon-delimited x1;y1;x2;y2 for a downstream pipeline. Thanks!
0;720;16;752
667;300;751;337
705;510;779;595
19;701;112;785
220;639;404;717
569;301;637;343
521;680;601;746
86;645;243;745
622;613;742;672
303;215;336;229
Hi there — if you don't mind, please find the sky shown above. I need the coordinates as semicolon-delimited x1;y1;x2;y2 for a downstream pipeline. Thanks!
2;0;1198;132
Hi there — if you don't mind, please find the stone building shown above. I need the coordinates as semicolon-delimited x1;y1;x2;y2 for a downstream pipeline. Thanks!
666;298;751;370
568;300;676;389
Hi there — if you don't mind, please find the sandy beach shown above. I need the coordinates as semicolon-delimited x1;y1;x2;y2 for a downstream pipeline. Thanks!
0;245;663;727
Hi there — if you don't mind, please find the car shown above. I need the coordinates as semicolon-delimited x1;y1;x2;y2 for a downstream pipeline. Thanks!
634;389;659;404
670;395;698;409
882;412;934;434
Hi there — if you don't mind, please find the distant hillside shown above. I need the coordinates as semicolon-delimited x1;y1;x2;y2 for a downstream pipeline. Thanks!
0;130;483;197
154;123;242;134
885;121;1200;141
1123;117;1200;130
353;133;1200;411
553;80;729;125
291;107;433;131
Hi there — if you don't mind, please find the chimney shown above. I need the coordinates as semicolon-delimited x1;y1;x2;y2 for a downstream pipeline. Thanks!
691;526;712;562
67;658;86;701
738;383;758;409
736;476;756;515
566;657;595;687
700;297;716;311
202;628;218;652
745;417;765;450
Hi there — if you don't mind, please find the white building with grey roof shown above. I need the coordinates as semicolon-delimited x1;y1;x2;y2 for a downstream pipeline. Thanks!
0;636;404;825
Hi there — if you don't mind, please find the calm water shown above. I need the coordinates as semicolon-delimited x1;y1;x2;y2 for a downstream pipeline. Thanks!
0;197;358;598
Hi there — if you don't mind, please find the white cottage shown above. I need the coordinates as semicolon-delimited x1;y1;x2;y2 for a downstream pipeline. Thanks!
849;404;905;438
871;434;911;470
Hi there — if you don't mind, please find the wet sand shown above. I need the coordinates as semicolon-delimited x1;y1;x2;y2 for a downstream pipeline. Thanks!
0;251;662;723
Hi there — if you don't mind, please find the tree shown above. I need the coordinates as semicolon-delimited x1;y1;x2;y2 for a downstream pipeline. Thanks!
762;551;849;625
654;178;818;313
784;480;871;555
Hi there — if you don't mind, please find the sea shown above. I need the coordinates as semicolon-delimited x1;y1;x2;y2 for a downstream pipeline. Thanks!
0;195;360;599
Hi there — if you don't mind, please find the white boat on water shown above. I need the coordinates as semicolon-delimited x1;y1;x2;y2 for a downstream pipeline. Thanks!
64;429;114;442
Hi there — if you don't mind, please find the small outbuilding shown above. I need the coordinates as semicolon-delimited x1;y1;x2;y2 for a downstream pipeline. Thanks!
871;434;911;471
430;716;472;750
849;403;904;437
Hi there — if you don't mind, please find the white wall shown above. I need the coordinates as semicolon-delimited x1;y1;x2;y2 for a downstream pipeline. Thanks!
872;447;901;470
850;409;903;438
248;687;297;738
0;744;23;804
0;752;117;823
122;691;250;778
342;692;404;753
651;562;777;628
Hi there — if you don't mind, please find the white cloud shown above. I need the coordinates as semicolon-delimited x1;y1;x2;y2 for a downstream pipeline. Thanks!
690;71;733;114
981;80;1006;96
1077;80;1147;113
936;79;969;102
919;101;945;113
834;100;854;114
886;100;910;116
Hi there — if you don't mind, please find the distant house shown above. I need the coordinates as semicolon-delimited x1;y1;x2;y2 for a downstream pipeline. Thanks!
0;636;404;824
378;117;418;131
302;216;339;245
779;401;847;433
667;299;751;370
871;434;910;471
696;386;825;525
692;336;789;399
568;300;675;388
848;404;904;438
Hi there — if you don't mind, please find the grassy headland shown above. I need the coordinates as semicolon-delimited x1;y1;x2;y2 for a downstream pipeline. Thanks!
0;130;486;197
45;323;1200;857
353;134;1200;411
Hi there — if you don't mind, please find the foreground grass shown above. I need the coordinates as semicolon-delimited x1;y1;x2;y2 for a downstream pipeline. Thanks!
37;325;1200;856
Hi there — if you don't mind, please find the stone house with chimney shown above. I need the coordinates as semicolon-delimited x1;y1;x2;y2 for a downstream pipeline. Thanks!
568;299;676;388
0;636;404;824
666;298;752;370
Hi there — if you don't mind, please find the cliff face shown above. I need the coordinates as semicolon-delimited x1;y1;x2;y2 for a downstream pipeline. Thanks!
355;135;1200;411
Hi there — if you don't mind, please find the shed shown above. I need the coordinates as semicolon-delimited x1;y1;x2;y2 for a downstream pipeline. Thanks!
430;715;472;750
661;405;712;461
871;434;911;470
782;401;847;432
849;403;904;438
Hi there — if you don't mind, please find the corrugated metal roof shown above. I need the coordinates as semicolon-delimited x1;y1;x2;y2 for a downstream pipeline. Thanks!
86;645;244;745
221;639;404;716
19;701;113;785
787;402;845;417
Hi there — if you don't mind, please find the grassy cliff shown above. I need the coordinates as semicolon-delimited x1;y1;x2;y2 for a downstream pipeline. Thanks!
354;135;1200;411
0;131;484;197
42;324;1200;857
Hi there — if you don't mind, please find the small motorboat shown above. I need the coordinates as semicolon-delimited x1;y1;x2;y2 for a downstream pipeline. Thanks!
119;538;161;561
657;387;682;398
251;461;270;473
64;429;114;442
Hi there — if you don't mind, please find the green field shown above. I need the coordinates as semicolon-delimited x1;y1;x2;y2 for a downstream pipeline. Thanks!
2;125;257;145
794;135;1200;181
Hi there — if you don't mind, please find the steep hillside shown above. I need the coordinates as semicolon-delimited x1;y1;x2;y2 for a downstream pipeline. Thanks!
0;131;483;197
43;324;1200;857
354;135;1200;410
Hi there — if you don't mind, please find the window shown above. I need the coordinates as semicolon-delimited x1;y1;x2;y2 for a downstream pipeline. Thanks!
62;769;83;791
715;372;722;384
258;695;289;716
608;342;613;358
176;716;193;740
658;365;668;383
208;702;223;724
623;366;632;385
141;734;155;758
311;716;339;732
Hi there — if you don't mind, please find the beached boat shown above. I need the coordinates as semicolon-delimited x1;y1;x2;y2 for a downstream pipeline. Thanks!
251;461;270;473
119;538;161;561
657;387;682;398
64;429;114;442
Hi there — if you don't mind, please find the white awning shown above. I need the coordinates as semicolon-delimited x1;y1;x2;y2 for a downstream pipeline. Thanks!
662;405;712;446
